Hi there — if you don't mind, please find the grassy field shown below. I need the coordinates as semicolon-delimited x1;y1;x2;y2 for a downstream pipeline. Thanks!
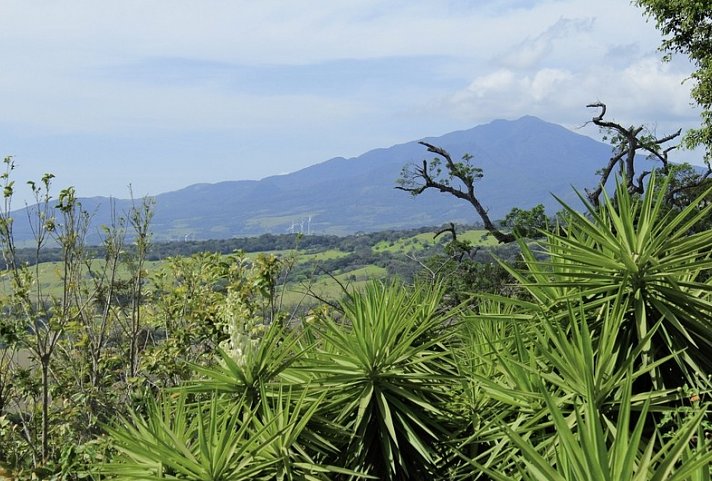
295;249;350;262
0;259;165;299
0;228;491;306
279;265;389;308
373;229;497;253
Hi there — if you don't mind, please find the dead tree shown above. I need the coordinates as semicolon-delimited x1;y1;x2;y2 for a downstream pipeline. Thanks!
396;142;515;243
584;102;684;206
434;222;480;261
434;222;459;243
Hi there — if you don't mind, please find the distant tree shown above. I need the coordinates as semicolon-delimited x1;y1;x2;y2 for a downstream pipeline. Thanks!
433;223;477;261
501;203;548;239
662;161;712;208
396;142;516;243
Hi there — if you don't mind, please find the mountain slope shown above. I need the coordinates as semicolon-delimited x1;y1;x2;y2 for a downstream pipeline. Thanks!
9;116;618;242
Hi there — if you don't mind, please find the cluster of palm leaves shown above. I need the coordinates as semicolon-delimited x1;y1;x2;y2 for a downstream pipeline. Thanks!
101;282;458;480
457;175;712;480
102;175;711;480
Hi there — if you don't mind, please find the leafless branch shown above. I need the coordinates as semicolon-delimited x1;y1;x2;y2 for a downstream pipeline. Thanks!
298;265;351;312
396;142;515;243
434;222;458;242
405;252;450;287
584;102;682;205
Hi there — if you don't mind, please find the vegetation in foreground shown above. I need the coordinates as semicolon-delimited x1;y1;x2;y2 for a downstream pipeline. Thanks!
1;4;712;478
1;162;710;479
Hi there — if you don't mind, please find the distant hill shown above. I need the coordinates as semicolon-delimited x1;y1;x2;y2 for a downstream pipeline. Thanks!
9;116;620;243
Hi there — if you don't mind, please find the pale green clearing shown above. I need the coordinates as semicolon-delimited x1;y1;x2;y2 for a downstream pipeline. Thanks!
279;265;388;307
373;229;497;253
0;259;165;300
295;249;349;262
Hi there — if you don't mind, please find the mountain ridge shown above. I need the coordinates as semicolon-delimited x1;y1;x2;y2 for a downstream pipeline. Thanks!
8;116;618;243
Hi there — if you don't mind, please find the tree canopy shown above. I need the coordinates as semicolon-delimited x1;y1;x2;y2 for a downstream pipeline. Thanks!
636;0;712;161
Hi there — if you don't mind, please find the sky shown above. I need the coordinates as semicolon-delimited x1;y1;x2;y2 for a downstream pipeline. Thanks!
0;0;703;206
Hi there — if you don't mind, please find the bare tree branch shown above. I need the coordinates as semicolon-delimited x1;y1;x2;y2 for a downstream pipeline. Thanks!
665;159;712;206
584;102;682;205
396;142;515;243
298;265;351;313
434;222;458;242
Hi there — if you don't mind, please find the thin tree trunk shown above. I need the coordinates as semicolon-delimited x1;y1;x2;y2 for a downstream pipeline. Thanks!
40;356;50;463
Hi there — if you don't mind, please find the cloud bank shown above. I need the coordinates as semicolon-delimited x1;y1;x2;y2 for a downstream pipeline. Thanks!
0;0;702;203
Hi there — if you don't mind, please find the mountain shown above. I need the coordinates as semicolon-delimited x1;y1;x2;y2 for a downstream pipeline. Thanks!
9;116;619;243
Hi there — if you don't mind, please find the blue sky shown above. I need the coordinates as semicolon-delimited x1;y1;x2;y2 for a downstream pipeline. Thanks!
0;0;703;205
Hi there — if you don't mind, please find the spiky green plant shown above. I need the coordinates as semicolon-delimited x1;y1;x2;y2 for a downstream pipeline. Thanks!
307;281;457;480
456;292;709;480
184;320;305;405
251;385;365;480
451;298;545;478
101;393;279;481
453;175;712;480
503;175;712;387
479;374;711;481
102;388;362;481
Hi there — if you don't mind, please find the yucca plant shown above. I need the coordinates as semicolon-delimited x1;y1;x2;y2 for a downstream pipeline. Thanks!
103;325;362;481
457;293;707;481
306;281;458;480
478;373;711;481
184;320;306;406
251;385;365;480
502;174;712;388
101;393;280;480
451;299;546;478
445;174;712;480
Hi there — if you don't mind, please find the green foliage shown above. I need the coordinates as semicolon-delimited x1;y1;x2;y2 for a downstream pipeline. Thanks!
505;175;712;387
185;321;304;405
103;393;276;481
481;376;711;481
502;204;549;239
103;388;363;481
416;253;520;307
397;152;483;193
4;153;712;481
452;176;712;480
307;282;457;480
658;163;712;232
636;0;712;160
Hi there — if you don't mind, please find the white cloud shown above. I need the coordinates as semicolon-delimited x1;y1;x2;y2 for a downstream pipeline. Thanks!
500;17;595;69
530;68;574;101
0;0;705;204
461;70;517;99
442;55;696;140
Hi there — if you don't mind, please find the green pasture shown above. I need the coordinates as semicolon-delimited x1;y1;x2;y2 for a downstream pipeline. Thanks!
0;226;492;307
373;228;497;253
0;248;370;306
295;249;349;262
279;265;388;307
0;259;165;300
